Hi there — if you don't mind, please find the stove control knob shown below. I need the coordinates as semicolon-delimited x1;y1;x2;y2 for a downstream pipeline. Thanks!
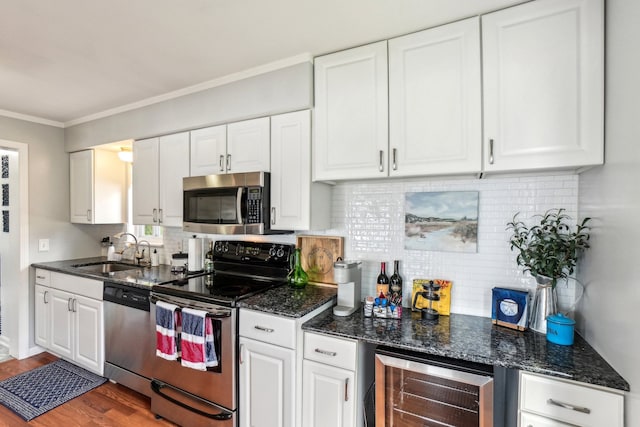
214;242;223;253
276;247;285;258
268;246;277;257
223;243;229;253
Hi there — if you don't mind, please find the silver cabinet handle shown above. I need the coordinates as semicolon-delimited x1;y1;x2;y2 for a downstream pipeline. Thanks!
219;154;225;172
392;148;397;171
379;150;384;172
226;154;231;171
87;209;92;222
36;275;46;280
254;325;274;333
73;298;78;313
158;209;163;223
152;208;158;223
44;290;49;304
489;139;494;165
314;348;337;357
239;344;244;365
67;298;73;312
344;377;349;402
547;398;591;414
271;207;276;225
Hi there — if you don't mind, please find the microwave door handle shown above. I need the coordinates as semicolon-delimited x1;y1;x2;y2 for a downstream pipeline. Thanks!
236;187;244;224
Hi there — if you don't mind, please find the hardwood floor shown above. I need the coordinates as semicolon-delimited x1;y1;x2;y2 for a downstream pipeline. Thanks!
0;353;176;426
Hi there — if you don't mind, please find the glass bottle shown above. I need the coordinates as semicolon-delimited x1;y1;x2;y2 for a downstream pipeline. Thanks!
389;260;403;305
288;248;308;288
376;262;389;299
204;241;214;272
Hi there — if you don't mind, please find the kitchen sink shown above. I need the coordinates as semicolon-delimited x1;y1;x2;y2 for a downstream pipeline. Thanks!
71;261;143;275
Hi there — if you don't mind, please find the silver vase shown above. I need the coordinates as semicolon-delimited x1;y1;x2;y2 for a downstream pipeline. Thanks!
529;275;558;334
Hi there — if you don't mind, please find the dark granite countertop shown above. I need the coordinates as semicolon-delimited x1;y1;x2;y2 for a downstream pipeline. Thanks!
239;283;337;318
32;257;200;289
302;308;630;392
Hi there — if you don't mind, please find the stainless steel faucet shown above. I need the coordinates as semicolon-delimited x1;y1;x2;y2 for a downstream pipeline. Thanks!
137;240;152;266
113;232;138;263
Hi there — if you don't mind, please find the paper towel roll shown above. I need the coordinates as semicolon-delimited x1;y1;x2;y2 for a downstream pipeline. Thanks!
188;237;204;272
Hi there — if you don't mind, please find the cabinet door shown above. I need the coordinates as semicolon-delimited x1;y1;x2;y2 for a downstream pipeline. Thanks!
227;117;270;173
239;337;294;427
314;41;389;181
132;137;160;225
389;17;481;176
270;110;311;231
74;295;104;375
190;125;227;176
35;284;50;348
69;150;93;224
49;288;74;360
302;359;355;427
158;132;190;227
482;0;604;172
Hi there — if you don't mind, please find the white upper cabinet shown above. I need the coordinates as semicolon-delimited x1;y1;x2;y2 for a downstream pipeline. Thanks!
271;110;331;231
70;149;125;224
388;17;482;176
226;117;271;173
132;132;190;226
190;124;227;176
313;41;389;181
482;0;604;172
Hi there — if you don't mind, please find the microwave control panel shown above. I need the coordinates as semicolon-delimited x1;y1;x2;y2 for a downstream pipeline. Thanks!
246;187;263;223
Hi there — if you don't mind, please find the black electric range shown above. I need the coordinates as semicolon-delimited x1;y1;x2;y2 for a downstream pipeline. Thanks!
152;240;294;306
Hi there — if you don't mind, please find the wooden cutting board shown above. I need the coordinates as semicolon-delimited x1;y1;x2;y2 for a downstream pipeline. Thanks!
296;235;344;285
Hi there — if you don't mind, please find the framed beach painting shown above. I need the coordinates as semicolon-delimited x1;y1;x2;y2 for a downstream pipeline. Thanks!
405;191;479;253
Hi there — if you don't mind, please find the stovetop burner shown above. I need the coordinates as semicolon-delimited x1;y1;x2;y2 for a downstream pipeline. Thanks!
152;240;294;306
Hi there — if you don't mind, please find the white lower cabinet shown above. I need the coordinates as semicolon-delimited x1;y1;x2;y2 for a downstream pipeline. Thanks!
519;371;624;427
302;332;374;427
302;360;355;427
34;270;104;376
239;303;333;427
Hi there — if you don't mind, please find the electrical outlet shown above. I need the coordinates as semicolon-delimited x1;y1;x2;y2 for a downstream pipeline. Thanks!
38;239;50;252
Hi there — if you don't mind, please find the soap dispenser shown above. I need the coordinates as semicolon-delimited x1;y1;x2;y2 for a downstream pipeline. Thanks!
107;243;116;261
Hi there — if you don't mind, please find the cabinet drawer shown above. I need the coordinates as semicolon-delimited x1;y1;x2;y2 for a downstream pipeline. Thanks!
35;269;51;286
50;272;103;300
520;410;574;427
239;309;296;349
520;372;623;427
304;332;356;371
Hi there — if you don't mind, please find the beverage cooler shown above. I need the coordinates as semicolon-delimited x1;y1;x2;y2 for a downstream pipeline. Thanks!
375;347;494;427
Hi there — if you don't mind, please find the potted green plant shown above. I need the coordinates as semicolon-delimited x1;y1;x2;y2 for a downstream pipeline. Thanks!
506;208;591;333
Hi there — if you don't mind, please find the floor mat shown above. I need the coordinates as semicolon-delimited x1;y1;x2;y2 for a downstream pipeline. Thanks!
0;359;106;421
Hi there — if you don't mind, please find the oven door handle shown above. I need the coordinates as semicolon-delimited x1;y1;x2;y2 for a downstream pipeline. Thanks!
150;294;232;318
151;379;233;421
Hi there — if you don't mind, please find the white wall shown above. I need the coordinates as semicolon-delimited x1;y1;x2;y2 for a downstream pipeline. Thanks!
577;0;640;424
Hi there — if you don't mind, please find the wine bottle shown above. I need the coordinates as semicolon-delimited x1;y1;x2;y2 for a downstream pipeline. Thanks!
204;241;214;272
376;262;390;299
389;260;403;305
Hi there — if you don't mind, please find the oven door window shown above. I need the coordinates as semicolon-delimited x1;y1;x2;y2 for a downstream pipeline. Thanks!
184;188;242;224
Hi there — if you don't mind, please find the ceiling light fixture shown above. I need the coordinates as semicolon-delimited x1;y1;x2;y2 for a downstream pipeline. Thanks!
117;147;133;163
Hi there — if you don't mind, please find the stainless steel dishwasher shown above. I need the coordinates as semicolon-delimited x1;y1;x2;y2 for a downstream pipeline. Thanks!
103;281;154;397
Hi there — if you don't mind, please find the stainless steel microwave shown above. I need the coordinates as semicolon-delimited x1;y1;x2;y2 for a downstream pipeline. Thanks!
183;172;281;235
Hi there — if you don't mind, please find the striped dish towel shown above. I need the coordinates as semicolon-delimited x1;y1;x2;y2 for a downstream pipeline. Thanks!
155;301;181;360
181;308;218;370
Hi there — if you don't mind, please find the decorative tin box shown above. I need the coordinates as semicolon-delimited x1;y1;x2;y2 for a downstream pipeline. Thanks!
491;287;529;331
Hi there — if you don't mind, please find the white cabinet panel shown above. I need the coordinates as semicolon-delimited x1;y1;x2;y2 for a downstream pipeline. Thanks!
302;359;355;427
314;41;389;180
133;132;189;226
389;17;482;176
49;288;74;360
190;125;227;176
35;284;50;348
70;149;125;224
239;337;294;427
227;117;270;173
74;295;103;375
482;0;604;172
271;110;331;231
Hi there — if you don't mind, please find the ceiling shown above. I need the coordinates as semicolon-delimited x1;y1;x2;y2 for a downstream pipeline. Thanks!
0;0;523;126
